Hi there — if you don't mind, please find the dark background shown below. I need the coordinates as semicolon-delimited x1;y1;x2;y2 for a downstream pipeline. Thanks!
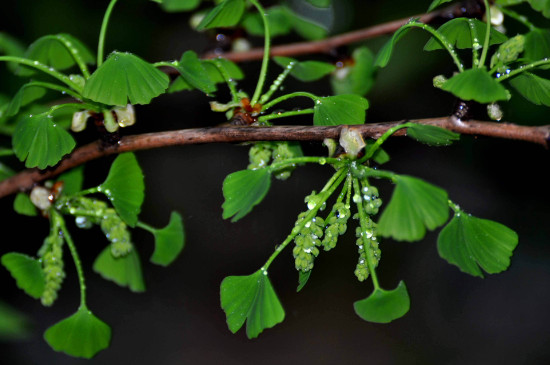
1;0;549;364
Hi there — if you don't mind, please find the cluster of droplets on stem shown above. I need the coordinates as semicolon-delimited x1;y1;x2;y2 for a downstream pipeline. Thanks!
57;196;133;258
352;180;382;282
248;141;301;180
38;226;66;306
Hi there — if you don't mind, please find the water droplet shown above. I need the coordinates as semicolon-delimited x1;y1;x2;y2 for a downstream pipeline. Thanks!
319;158;326;165
352;194;362;203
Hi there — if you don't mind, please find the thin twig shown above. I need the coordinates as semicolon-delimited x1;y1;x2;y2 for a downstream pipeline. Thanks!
1;117;548;199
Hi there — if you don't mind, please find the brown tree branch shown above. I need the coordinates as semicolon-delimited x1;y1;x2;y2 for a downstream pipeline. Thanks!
202;7;452;62
1;117;548;199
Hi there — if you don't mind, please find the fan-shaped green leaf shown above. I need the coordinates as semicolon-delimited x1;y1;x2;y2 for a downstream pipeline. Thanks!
378;175;449;241
175;51;216;94
44;307;111;359
427;0;454;12
331;46;375;96
524;28;550;68
509;72;550;106
274;56;335;82
83;52;169;106
197;0;246;30
93;247;145;292
98;153;144;227
12;114;76;169
424;18;507;51
56;166;84;196
438;213;518;277
354;281;410;323
313;94;368;126
203;58;244;83
18;34;95;77
307;0;331;7
160;0;201;12
220;270;285;339
149;212;185;266
407;124;460;146
297;270;311;292
1;252;45;299
375;26;411;68
222;169;271;222
6;83;46;117
526;0;550;18
441;68;509;103
282;6;328;40
13;193;37;216
167;76;193;93
0;32;26;73
242;6;293;38
0;300;31;340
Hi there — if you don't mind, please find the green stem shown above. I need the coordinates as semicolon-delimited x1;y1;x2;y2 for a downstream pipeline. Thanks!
49;103;99;114
498;5;536;31
211;58;240;103
323;174;351;222
496;58;550;82
353;178;380;290
259;62;296;105
361;122;415;162
262;168;347;270
25;81;83;101
468;19;481;68
249;0;271;106
267;156;341;172
50;34;91;78
97;0;119;67
478;0;492;68
258;108;314;123
448;199;462;214
54;210;88;309
0;56;82;92
261;91;318;111
136;221;156;234
406;22;464;72
72;187;100;197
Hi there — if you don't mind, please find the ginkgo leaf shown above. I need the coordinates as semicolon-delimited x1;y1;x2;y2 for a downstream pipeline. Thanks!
17;33;95;76
13;193;37;216
437;212;519;277
160;0;201;12
297;270;312;292
424;18;507;51
1;252;45;299
149;212;185;266
98;153;144;227
175;51;216;94
6;83;46;117
509;72;550;106
281;6;328;40
83;52;169;106
313;94;368;126
56;166;84;196
526;0;550;18
331;46;376;96
274;56;335;82
202;58;244;84
44;307;111;359
242;6;293;38
524;28;550;68
378;175;449;241
354;281;410;323
407;124;460;146
222;169;271;222
197;0;246;30
0;300;31;340
12;114;76;169
220;270;285;338
375;26;412;68
441;68;509;103
427;0;454;12
93;247;146;292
